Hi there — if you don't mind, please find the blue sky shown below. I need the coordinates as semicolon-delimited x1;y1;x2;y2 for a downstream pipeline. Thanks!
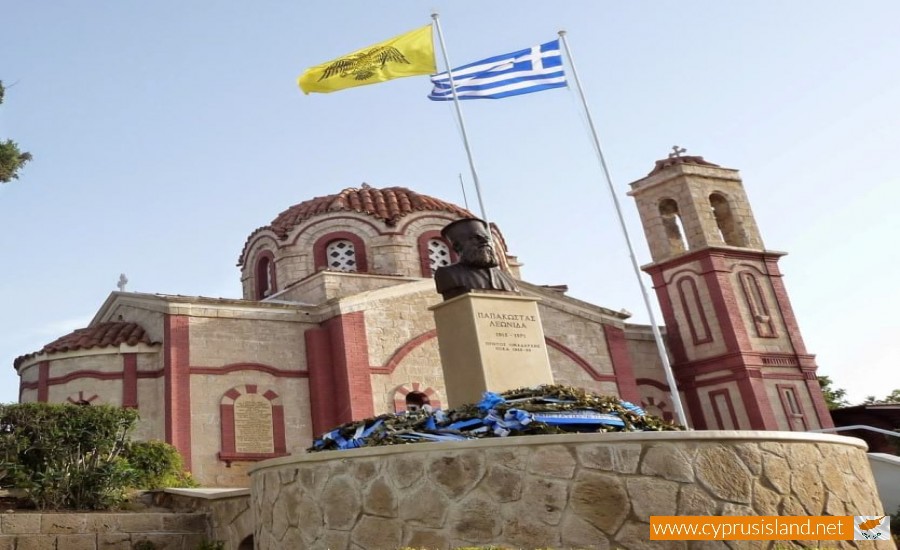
1;1;898;406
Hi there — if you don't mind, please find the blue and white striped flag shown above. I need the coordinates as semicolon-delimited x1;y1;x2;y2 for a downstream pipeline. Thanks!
428;39;567;101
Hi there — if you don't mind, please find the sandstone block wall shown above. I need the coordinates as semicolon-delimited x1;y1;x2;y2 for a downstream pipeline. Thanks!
251;431;893;550
0;512;209;550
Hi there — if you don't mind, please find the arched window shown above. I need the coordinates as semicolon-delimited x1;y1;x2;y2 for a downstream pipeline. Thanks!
428;239;451;271
313;232;368;273
709;193;747;247
405;391;430;412
659;199;688;254
326;240;356;272
417;230;458;277
255;252;276;300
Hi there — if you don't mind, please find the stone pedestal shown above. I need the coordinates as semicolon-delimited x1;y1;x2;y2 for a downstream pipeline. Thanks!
429;292;554;408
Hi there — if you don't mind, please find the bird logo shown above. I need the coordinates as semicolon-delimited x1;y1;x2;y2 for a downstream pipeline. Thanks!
318;47;411;82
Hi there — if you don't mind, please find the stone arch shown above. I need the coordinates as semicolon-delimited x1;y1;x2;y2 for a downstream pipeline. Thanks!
709;192;747;246
254;250;276;300
391;382;442;412
659;198;688;255
417;230;457;277
313;231;369;273
218;385;288;464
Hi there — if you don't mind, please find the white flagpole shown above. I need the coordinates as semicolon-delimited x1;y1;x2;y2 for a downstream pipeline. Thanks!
558;30;689;428
430;13;493;230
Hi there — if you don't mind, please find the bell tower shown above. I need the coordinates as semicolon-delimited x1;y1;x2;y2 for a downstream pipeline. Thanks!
627;150;832;431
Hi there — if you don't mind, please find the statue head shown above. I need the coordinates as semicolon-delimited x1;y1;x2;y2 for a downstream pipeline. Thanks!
441;218;498;268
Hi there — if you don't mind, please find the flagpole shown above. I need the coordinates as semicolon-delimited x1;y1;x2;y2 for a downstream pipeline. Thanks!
430;13;492;230
558;30;689;428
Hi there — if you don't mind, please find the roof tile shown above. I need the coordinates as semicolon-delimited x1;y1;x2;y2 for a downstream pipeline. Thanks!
14;321;158;369
239;184;474;265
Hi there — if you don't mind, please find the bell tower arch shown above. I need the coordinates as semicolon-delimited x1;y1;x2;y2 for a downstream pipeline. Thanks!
628;151;832;431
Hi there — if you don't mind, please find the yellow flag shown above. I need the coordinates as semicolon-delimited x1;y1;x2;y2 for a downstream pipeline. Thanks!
298;25;436;94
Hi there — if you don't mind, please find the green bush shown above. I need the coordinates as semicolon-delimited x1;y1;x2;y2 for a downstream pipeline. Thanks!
124;440;197;489
0;403;139;510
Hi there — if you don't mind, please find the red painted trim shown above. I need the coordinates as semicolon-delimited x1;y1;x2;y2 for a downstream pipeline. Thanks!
804;375;834;429
220;404;235;454
41;370;123;384
371;330;437;374
218;386;289;463
735;372;778;430
775;383;808;431
417;230;457;277
395;213;463;235
708;388;740;429
312;231;369;273
737;270;777;337
645;267;688;362
164;315;192;470
601;326;640;402
37;362;50;403
287;215;385;247
137;369;165;379
701;257;747;354
242;212;466;266
391;383;442;412
305;327;337;437
764;257;809;355
545;337;617;383
683;382;707;429
636;377;670;392
676;276;713;344
190;364;308;377
218;452;290;462
123;354;138;408
272;404;287;453
325;312;375;423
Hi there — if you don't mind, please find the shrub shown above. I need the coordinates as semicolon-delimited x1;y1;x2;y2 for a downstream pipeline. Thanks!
0;403;139;510
124;440;197;489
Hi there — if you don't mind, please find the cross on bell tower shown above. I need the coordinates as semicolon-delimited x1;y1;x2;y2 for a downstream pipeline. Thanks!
626;152;833;432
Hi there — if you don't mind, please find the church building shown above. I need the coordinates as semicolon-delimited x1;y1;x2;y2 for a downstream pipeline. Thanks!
12;154;833;486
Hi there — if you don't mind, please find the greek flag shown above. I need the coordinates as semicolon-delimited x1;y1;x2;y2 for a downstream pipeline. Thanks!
428;39;567;101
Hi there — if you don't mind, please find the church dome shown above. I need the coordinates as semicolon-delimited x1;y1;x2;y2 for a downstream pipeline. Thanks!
237;183;519;302
239;184;474;266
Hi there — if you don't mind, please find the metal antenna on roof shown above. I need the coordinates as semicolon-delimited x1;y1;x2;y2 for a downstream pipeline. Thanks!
457;173;470;210
117;273;128;292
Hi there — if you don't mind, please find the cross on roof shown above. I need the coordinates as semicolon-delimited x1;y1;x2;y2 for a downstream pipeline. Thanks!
117;273;128;292
668;145;687;159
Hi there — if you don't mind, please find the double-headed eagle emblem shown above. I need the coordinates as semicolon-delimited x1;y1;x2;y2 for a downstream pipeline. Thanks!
318;46;411;82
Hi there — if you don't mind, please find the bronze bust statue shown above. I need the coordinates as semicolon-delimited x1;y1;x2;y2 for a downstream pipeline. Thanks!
434;218;519;300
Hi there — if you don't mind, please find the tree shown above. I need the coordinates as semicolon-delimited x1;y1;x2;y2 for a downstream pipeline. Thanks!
0;81;32;183
863;389;900;405
818;375;849;410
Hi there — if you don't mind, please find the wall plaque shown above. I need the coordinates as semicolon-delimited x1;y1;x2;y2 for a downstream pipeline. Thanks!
233;393;275;454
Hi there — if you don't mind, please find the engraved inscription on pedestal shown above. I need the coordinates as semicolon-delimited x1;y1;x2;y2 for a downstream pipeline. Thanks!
431;293;554;407
477;311;542;356
233;393;275;454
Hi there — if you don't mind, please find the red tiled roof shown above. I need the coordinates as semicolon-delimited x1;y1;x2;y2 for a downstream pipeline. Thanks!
648;155;720;176
14;322;158;369
239;184;475;266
